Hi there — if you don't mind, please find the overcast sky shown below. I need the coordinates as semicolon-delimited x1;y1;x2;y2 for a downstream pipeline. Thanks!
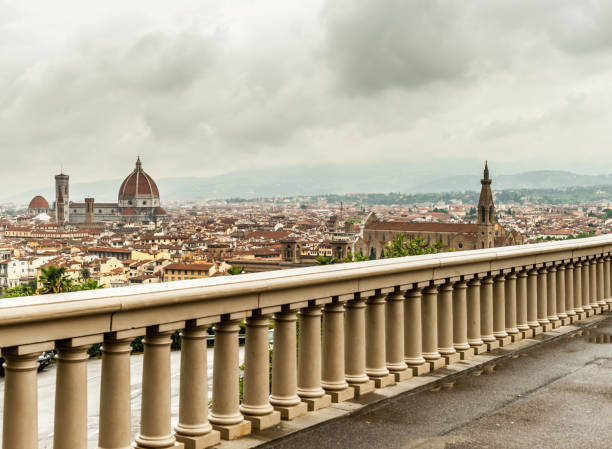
2;0;612;197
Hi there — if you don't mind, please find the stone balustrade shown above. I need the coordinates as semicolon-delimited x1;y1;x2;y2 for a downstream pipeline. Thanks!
1;236;612;448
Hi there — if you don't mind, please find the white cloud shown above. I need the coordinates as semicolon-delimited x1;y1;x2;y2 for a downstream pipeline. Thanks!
1;0;612;199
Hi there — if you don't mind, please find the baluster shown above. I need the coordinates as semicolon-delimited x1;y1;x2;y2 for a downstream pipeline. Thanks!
605;254;612;307
240;315;281;430
574;260;585;318
365;291;395;387
1;348;40;449
438;282;460;364
298;304;332;409
546;264;559;327
504;271;520;341
98;336;133;449
596;256;606;307
209;318;250;440
590;257;599;312
53;341;90;449
175;324;220;447
270;310;308;418
386;288;412;381
564;262;576;322
582;257;593;313
405;287;431;374
467;278;486;354
556;263;568;324
516;269;531;337
527;267;540;332
423;284;445;370
345;294;376;394
480;275;499;349
493;273;510;346
322;299;355;402
134;328;183;448
537;266;550;330
452;280;473;359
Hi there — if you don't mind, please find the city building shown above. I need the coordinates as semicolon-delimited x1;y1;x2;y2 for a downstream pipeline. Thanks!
27;157;167;225
354;163;525;258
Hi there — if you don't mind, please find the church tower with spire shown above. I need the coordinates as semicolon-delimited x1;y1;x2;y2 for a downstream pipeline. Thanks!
477;161;495;249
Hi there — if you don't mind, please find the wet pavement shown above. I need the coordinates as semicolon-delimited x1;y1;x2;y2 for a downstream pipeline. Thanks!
262;314;612;449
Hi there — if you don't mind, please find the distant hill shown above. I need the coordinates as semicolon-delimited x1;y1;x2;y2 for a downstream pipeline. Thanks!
4;166;612;205
413;171;612;192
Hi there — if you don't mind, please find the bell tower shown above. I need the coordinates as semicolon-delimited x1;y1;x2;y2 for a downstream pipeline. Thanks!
55;173;70;225
477;161;495;249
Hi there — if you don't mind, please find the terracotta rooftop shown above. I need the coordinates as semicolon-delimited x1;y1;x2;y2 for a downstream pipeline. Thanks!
29;196;50;209
366;221;479;233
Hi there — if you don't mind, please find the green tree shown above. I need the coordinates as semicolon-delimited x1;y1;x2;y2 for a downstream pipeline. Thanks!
3;285;34;297
80;267;91;280
38;266;74;294
383;234;447;258
316;256;338;265
343;252;368;263
74;279;104;290
226;266;245;275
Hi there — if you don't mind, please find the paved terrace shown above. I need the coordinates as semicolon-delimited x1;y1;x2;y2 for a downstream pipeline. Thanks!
0;236;611;449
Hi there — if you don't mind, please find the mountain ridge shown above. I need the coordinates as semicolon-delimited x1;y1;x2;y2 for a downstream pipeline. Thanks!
3;167;612;204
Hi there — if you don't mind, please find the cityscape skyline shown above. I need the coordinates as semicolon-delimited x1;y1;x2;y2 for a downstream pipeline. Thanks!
2;1;612;196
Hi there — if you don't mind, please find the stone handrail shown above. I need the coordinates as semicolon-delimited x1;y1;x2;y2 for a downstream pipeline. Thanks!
1;235;611;448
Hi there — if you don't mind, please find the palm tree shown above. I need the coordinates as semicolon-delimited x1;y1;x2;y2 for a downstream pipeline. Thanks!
38;266;74;294
315;256;338;265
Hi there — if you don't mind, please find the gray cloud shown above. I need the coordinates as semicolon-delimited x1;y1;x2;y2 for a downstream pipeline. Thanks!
1;0;612;200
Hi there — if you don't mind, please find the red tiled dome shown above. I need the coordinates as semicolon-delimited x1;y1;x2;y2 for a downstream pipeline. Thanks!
118;157;159;199
29;195;49;209
121;207;136;216
154;207;167;215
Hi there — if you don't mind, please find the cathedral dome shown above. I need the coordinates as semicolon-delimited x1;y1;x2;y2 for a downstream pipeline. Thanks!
118;157;160;208
29;195;49;210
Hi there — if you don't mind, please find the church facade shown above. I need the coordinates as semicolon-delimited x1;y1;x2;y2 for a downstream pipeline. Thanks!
354;163;524;258
28;157;166;225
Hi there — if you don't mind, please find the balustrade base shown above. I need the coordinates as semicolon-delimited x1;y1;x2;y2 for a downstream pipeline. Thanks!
550;320;561;329
274;402;308;420
593;306;602;314
302;395;332;412
496;336;512;347
348;379;376;397
389;369;413;382
539;323;552;332
428;358;446;371
408;363;431;376
486;340;500;351
560;318;570;326
458;348;475;360
133;442;184;449
324;387;355;403
510;333;523;343
471;343;489;355
212;420;251;440
176;430;220;449
369;373;395;388
243;411;281;431
521;328;534;339
442;353;461;365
